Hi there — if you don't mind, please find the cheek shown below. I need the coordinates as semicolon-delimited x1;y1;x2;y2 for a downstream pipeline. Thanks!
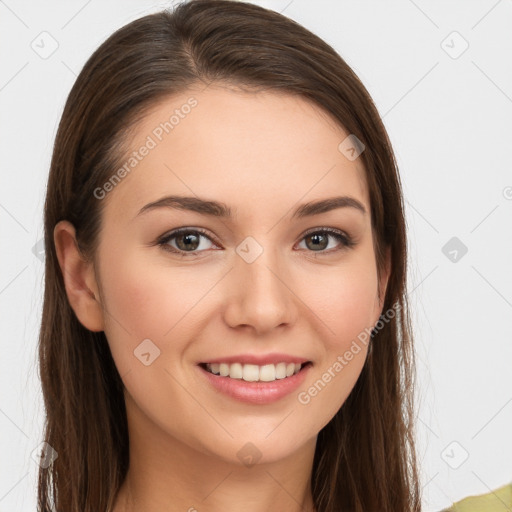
301;258;379;346
294;256;377;418
99;249;204;334
97;248;220;370
100;258;165;338
95;247;168;373
330;280;377;343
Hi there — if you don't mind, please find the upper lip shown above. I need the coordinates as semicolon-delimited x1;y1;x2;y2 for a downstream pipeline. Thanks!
199;353;311;366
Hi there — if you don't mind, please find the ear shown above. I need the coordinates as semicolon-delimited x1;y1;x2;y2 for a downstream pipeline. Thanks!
53;220;104;332
372;244;392;326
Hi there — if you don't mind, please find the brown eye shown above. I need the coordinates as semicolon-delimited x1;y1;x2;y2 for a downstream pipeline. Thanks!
298;228;355;253
158;228;216;255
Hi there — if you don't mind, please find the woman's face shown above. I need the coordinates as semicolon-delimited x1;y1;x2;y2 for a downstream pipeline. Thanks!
92;84;389;465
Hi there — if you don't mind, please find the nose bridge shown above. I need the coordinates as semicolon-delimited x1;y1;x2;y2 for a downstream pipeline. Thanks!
223;236;297;333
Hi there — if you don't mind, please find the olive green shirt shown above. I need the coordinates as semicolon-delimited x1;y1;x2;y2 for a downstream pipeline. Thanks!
440;482;512;511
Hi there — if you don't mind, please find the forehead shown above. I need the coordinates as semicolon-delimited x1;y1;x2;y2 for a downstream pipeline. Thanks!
105;85;370;221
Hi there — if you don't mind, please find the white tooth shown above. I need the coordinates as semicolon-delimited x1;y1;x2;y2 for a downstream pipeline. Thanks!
259;364;276;382
230;362;243;379
275;362;287;379
210;361;301;380
242;364;259;382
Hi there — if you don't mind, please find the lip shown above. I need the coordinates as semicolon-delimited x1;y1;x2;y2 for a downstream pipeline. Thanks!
198;361;313;405
199;353;310;366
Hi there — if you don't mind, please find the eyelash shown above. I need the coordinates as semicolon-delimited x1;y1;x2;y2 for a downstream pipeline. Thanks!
156;226;356;257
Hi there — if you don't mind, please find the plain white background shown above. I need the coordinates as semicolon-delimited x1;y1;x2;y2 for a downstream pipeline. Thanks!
0;1;511;510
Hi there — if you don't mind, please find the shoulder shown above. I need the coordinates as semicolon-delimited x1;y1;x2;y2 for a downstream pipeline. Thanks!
440;482;512;511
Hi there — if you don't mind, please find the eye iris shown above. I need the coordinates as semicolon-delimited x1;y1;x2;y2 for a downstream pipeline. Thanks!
306;233;328;251
176;232;200;251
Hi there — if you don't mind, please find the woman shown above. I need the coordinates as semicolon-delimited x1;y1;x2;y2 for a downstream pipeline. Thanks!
38;1;421;510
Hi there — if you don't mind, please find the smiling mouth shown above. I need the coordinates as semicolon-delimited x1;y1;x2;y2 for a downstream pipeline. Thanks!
198;361;312;383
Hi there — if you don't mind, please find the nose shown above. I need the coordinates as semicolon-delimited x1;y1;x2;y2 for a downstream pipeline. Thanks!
223;247;299;335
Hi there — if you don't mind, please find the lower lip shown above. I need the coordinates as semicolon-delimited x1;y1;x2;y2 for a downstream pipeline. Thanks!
198;363;312;405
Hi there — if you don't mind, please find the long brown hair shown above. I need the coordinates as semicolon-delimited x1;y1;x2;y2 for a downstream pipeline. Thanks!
38;1;421;510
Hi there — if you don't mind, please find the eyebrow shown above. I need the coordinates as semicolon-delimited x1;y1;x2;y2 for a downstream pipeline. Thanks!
136;195;367;219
